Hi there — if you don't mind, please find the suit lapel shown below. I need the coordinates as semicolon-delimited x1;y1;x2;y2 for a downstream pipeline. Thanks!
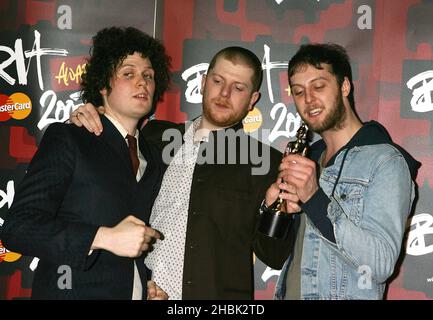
99;115;135;178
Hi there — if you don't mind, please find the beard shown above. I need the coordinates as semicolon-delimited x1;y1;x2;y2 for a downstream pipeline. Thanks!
202;97;250;128
303;91;346;134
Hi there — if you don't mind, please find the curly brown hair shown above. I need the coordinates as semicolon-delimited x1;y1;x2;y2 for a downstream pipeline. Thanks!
80;26;171;115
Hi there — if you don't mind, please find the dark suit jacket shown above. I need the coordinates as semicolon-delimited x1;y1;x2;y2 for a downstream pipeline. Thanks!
1;116;163;299
142;119;292;299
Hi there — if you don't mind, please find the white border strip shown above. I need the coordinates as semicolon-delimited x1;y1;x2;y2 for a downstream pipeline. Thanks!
153;0;158;38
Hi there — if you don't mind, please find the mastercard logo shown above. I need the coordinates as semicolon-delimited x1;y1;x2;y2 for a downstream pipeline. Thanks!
243;107;263;133
0;240;22;263
0;92;32;122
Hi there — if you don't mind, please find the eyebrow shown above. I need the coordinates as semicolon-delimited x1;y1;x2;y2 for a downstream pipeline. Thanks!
117;65;154;75
119;62;153;69
210;71;250;88
291;76;329;87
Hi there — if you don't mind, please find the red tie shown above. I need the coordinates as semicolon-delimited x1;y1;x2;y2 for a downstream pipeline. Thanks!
126;134;139;176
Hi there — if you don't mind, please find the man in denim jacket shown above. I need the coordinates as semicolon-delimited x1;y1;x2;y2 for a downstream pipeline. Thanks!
264;43;420;299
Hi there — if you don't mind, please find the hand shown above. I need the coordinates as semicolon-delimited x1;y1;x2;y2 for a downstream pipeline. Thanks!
69;103;105;135
265;178;302;213
147;280;169;300
92;215;161;257
279;154;319;203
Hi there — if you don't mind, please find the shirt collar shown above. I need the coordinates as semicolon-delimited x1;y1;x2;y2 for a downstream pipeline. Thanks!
104;114;139;140
192;116;209;143
187;116;245;144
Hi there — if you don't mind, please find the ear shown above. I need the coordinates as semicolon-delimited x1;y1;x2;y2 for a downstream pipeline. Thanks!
248;91;260;111
200;74;207;95
341;77;351;97
99;88;110;107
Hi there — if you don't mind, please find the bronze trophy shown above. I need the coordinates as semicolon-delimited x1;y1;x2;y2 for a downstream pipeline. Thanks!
258;123;309;239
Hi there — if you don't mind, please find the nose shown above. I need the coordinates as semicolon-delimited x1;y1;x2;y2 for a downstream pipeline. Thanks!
137;75;149;88
220;84;231;98
304;88;314;104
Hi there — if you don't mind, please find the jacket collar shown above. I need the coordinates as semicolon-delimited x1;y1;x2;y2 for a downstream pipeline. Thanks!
99;115;134;176
309;120;420;179
180;116;245;143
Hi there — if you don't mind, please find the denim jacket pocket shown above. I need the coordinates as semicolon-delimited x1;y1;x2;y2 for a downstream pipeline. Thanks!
333;180;366;226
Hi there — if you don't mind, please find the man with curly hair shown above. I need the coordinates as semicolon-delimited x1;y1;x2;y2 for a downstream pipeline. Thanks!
1;27;171;299
69;46;290;299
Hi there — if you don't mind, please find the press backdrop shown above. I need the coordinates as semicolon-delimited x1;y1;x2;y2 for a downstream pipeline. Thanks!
1;0;432;300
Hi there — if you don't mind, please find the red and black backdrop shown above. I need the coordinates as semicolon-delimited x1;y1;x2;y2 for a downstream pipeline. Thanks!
1;0;432;300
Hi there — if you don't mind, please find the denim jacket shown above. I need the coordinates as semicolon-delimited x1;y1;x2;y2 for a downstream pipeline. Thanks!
275;121;420;300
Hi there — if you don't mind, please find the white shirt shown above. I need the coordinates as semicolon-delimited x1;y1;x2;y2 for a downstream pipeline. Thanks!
145;117;206;299
104;114;147;300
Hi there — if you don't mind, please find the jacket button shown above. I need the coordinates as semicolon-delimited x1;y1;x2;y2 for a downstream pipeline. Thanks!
341;194;347;200
186;280;192;285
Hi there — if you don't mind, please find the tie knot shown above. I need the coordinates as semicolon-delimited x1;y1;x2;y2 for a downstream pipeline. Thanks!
126;134;137;146
126;134;139;176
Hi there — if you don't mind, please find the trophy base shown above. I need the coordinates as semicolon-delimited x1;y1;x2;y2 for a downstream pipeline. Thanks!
258;210;291;239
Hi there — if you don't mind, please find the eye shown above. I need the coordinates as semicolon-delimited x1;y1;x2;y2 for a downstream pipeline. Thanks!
293;90;304;96
143;73;154;80
123;72;134;79
213;77;222;84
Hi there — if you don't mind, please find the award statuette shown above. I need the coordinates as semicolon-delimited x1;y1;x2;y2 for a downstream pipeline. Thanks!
258;123;309;239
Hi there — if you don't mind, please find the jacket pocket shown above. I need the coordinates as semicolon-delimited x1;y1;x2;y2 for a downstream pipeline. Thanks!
332;180;366;226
